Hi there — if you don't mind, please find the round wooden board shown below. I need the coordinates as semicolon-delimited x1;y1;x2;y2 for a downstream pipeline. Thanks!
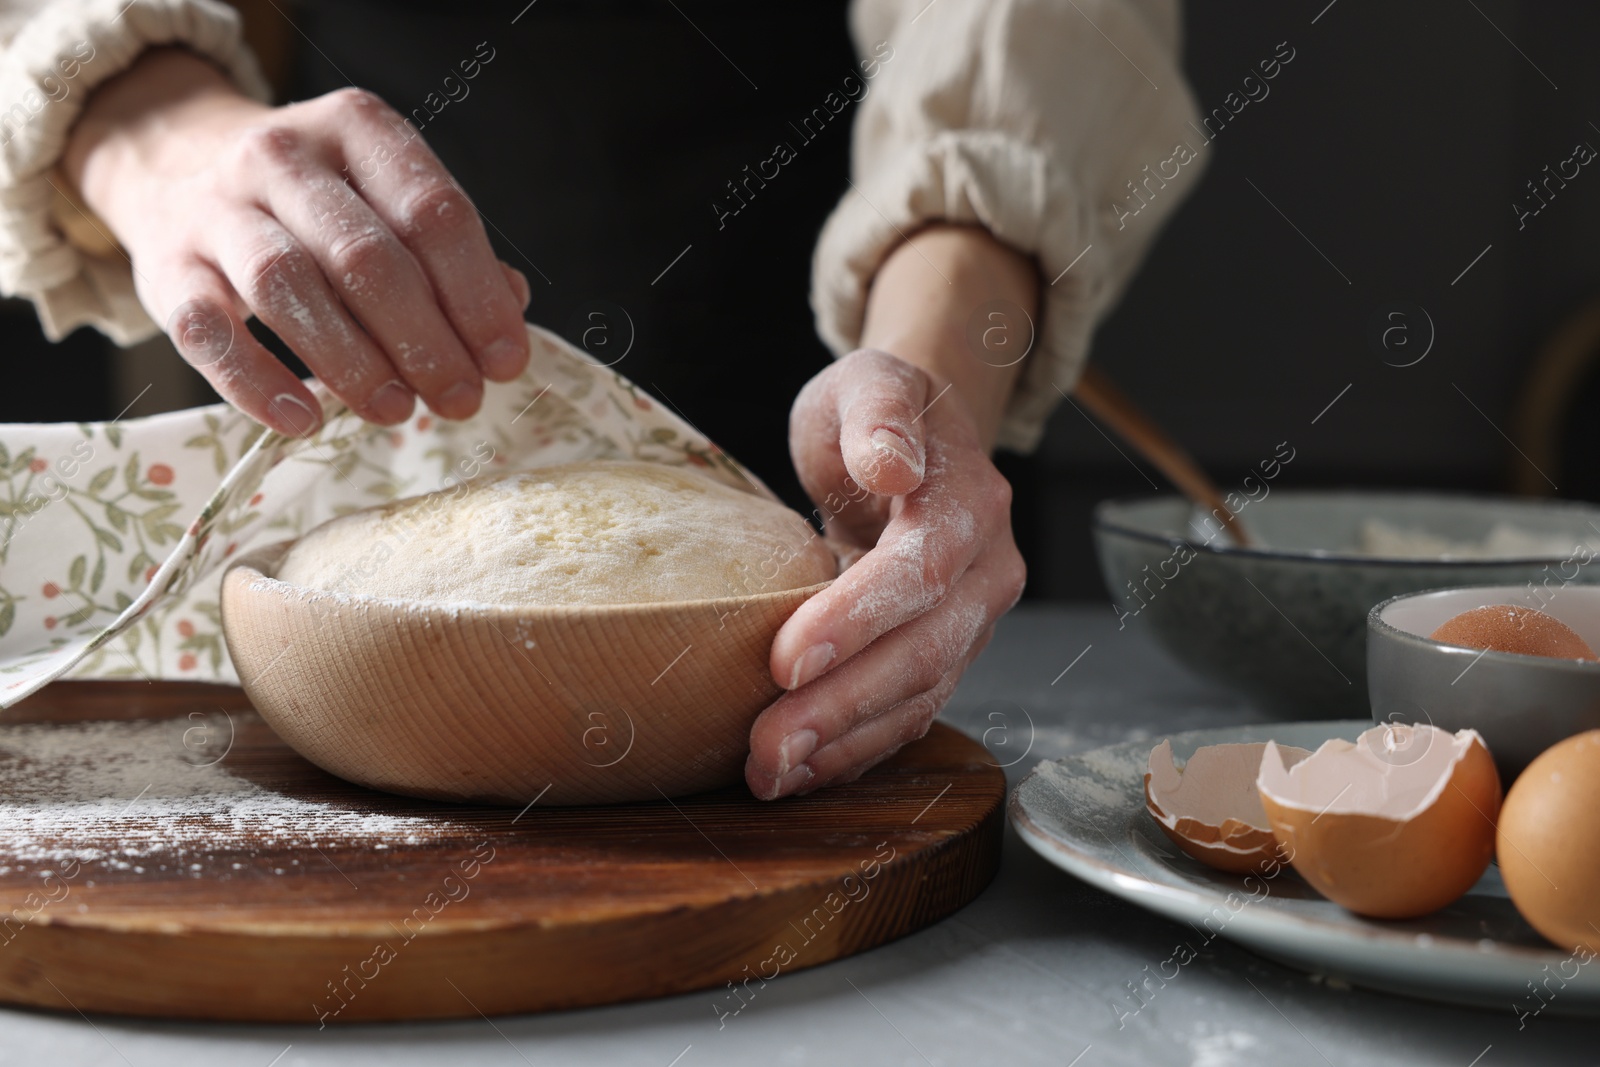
0;682;1004;1024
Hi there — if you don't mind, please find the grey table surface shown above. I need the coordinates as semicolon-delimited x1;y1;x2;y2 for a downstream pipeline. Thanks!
5;605;1594;1066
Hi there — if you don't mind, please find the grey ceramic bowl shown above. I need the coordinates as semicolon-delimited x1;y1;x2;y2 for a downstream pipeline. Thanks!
1093;491;1600;719
1368;584;1600;783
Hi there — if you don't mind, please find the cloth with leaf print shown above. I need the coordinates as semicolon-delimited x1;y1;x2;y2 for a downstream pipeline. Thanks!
0;325;769;707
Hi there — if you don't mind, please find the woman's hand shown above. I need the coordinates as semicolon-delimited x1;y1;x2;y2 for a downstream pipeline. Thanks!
63;48;531;437
746;224;1037;799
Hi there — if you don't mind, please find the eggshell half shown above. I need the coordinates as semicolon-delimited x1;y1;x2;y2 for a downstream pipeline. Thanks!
1145;739;1311;875
1497;730;1600;953
1257;725;1501;919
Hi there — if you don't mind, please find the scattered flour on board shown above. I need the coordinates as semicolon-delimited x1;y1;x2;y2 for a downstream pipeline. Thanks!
0;716;466;875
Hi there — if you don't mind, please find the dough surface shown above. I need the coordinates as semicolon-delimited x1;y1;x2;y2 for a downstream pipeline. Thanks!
276;460;835;606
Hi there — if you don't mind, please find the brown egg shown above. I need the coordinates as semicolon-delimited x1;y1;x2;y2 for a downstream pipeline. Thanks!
1257;725;1501;918
1498;730;1600;953
1430;605;1597;661
1145;739;1310;874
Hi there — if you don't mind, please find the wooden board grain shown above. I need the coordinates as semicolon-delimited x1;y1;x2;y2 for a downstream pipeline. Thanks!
0;681;1004;1024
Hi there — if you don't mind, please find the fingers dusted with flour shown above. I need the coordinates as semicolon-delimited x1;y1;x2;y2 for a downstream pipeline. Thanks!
772;363;1013;694
787;349;932;550
207;210;424;425
753;351;1026;801
804;348;931;495
163;279;330;437
328;88;530;382
753;223;1036;800
62;49;527;431
748;553;1015;799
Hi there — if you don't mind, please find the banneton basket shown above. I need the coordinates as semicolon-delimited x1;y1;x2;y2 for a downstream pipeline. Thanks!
220;541;829;805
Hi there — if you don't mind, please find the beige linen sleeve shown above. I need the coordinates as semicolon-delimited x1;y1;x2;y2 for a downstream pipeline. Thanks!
0;0;269;346
815;0;1208;453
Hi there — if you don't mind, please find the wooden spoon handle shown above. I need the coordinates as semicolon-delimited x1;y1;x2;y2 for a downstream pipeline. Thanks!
1072;365;1254;548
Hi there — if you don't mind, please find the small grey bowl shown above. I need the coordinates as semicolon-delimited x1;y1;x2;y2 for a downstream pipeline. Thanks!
1094;491;1600;719
1368;584;1600;783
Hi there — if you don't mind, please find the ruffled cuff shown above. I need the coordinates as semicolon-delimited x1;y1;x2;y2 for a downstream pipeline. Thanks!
0;0;270;345
811;128;1099;453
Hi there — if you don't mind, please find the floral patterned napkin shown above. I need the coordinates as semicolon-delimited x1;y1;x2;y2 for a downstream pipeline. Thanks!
0;325;767;707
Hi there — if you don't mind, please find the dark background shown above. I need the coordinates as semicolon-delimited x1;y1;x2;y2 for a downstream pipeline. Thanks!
7;1;1600;599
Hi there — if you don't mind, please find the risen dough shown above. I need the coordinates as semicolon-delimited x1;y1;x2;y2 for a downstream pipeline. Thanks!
276;460;835;606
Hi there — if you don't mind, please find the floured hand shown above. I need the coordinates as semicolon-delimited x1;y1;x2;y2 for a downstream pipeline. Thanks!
747;222;1037;800
746;348;1026;799
63;48;531;437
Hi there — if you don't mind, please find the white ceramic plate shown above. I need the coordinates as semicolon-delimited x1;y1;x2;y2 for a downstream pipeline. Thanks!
1009;721;1600;1015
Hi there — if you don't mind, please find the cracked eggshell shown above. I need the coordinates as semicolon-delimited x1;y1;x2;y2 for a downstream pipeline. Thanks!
1145;739;1312;875
1497;730;1600;953
1257;725;1502;919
